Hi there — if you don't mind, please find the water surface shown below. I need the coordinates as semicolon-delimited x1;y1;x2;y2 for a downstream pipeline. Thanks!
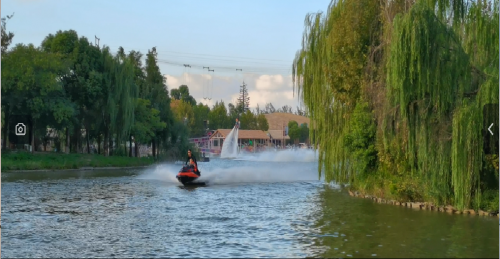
2;150;498;258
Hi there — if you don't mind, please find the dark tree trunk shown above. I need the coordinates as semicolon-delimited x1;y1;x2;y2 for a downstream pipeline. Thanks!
135;141;139;158
97;134;101;155
129;135;133;157
104;128;109;157
156;139;160;158
73;127;80;153
30;117;35;153
109;135;113;156
3;115;9;150
86;125;90;154
152;139;156;159
65;127;70;154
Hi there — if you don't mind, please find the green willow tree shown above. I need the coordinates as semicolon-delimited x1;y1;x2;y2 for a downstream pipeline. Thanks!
293;0;499;211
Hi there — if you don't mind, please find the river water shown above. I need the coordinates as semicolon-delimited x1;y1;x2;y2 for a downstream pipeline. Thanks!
2;150;498;258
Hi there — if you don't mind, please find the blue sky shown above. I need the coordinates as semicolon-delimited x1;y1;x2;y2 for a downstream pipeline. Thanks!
3;0;331;109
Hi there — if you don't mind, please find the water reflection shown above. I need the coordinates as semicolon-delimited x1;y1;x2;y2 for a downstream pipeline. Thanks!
297;185;499;258
2;168;141;182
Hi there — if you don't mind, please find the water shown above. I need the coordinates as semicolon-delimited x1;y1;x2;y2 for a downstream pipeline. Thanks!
220;127;238;158
2;150;498;258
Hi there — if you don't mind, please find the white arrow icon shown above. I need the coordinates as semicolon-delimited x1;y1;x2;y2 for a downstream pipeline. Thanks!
488;123;494;136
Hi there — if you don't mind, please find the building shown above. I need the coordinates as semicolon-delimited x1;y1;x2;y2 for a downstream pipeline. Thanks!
264;112;310;130
264;112;311;146
209;129;270;155
267;130;289;147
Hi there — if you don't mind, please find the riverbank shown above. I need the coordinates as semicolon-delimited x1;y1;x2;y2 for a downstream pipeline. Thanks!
1;152;157;171
347;189;499;218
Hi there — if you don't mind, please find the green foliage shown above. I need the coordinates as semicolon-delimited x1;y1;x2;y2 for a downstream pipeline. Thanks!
479;189;499;212
344;101;377;177
292;0;499;210
171;88;181;100
288;120;300;142
171;85;196;106
240;109;257;129
1;13;15;54
2;25;192;161
256;114;269;131
2;43;74;125
191;103;210;137
208;100;230;130
287;120;310;143
299;123;309;142
132;98;166;143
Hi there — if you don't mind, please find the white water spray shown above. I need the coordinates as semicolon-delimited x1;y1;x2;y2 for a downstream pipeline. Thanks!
137;159;320;186
220;127;239;158
237;149;318;163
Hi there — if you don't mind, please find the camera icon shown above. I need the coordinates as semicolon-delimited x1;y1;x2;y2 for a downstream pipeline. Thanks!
15;123;26;136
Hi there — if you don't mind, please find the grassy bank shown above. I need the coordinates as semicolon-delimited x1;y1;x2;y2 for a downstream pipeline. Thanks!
348;155;499;214
1;151;157;171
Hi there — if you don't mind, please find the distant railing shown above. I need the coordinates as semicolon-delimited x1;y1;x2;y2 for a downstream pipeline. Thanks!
189;137;210;143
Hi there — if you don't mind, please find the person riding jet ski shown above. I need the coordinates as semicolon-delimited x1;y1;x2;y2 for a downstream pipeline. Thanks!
185;149;200;175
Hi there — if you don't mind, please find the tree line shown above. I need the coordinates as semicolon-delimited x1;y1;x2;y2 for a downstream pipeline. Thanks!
1;15;195;158
1;16;309;158
293;0;499;211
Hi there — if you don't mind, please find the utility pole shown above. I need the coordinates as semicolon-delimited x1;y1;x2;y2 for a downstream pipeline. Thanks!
95;35;100;49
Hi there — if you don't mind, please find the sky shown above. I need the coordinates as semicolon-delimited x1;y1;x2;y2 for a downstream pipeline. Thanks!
2;0;331;110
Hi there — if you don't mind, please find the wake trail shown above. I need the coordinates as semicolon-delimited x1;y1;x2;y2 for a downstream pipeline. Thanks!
136;161;319;186
237;149;318;163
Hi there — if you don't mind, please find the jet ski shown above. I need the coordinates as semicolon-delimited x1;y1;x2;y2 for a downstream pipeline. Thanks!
176;166;206;186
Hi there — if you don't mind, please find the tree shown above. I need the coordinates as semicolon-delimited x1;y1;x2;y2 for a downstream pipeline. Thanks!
192;103;210;137
2;44;74;153
131;98;166;157
170;99;195;125
1;13;15;54
255;104;262;115
292;0;499;211
237;81;250;112
208;100;229;130
171;88;181;100
278;105;293;113
299;123;309;142
295;106;305;116
1;26;194;161
240;109;257;130
170;85;196;106
287;120;301;144
264;103;276;114
256;114;269;131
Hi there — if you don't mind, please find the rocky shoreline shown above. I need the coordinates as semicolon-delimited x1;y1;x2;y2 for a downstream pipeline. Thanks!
348;190;499;218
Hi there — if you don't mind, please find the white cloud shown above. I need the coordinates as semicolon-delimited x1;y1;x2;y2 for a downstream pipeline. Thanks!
255;75;284;91
164;72;301;111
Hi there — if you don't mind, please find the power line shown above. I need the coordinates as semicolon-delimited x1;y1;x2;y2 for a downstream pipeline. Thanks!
156;59;290;73
157;58;290;70
107;50;293;75
107;46;293;63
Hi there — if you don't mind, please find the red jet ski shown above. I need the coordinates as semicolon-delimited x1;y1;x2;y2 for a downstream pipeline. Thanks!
176;166;205;186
